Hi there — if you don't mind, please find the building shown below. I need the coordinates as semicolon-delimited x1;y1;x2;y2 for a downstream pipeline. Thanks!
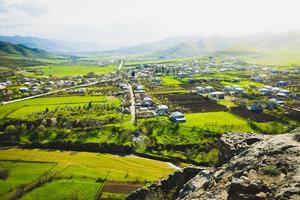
209;91;225;100
156;105;169;115
169;111;186;123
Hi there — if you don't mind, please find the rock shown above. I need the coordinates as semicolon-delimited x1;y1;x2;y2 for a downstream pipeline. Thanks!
179;129;300;200
126;129;300;200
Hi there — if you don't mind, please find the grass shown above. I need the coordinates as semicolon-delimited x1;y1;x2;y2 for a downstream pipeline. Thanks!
0;149;174;200
0;149;174;183
184;112;254;132
221;80;264;88
245;48;300;66
0;95;118;119
22;179;102;200
0;161;55;196
26;65;116;77
218;99;237;108
161;76;182;85
261;165;280;176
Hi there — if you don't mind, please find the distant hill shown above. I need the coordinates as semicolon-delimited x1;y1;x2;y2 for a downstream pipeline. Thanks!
103;31;300;59
0;41;49;58
0;36;114;53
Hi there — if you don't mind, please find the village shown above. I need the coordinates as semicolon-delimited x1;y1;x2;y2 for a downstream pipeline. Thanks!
115;56;300;126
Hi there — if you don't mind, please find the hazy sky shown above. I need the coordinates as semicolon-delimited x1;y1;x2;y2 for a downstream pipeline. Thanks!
0;0;300;47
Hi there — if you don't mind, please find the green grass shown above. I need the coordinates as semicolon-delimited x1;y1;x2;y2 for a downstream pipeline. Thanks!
221;80;264;88
218;99;237;108
184;112;253;132
0;149;174;183
161;76;182;85
22;179;102;200
26;65;116;77
0;161;55;196
245;48;300;66
0;96;118;119
0;149;174;200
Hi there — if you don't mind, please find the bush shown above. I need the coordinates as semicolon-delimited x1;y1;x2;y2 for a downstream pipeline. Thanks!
261;165;280;176
0;167;9;180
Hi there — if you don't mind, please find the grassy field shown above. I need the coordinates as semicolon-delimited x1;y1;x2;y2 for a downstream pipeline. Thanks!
184;112;253;132
0;95;119;120
161;76;182;85
221;80;264;88
0;148;174;200
22;179;102;200
0;161;55;196
245;48;300;66
26;65;116;77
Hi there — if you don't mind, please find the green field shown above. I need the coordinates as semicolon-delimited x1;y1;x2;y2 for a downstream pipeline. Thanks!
26;65;116;77
161;76;182;85
0;149;174;200
184;112;253;132
0;95;118;120
0;161;55;196
22;179;102;200
245;48;300;66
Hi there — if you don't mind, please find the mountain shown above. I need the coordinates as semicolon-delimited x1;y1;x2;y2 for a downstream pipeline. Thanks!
103;31;300;58
0;36;113;53
0;41;49;58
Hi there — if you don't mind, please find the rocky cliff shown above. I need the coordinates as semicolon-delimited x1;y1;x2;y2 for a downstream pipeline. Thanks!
126;128;300;200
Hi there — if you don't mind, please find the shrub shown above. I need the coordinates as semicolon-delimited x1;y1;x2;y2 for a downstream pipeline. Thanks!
0;167;9;180
261;165;280;176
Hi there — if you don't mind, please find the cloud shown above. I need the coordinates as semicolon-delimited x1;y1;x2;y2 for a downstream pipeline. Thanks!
0;0;300;47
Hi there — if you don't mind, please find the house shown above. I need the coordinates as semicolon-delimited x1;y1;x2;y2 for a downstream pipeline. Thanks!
195;86;205;94
134;85;145;93
233;87;244;94
169;111;186;123
209;91;225;100
142;97;154;106
259;88;272;96
224;86;233;93
205;86;214;93
247;104;263;113
156;105;169;115
267;98;281;109
19;87;29;93
276;81;288;87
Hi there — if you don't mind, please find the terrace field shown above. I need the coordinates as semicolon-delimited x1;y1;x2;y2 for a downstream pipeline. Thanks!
26;65;116;77
0;148;174;200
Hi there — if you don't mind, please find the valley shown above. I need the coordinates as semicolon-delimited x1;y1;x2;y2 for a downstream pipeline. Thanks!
0;35;299;200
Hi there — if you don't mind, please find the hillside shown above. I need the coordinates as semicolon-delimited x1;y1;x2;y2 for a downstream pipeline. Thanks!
0;41;49;58
0;35;113;53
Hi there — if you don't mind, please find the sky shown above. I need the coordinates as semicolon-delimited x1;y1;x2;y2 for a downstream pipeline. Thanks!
0;0;300;47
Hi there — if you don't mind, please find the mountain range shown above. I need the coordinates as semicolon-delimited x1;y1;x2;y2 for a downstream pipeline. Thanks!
0;41;49;58
105;31;300;58
0;36;114;53
1;31;300;58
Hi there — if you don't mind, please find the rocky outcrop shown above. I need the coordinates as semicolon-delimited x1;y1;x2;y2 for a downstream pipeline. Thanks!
178;129;300;200
126;167;203;200
126;128;300;200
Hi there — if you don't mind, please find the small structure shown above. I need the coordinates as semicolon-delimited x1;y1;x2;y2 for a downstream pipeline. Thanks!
247;104;263;113
19;87;29;93
156;105;169;115
209;91;225;100
169;111;186;123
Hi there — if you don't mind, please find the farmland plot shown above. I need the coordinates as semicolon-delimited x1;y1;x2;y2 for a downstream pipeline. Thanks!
153;93;227;113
